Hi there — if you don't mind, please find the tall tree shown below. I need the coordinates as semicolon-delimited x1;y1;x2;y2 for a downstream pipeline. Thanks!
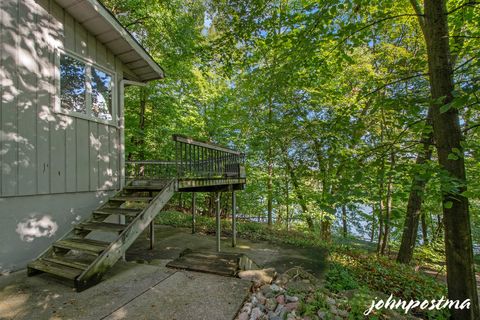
413;0;479;317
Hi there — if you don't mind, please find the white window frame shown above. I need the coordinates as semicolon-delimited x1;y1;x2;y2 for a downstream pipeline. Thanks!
54;48;117;127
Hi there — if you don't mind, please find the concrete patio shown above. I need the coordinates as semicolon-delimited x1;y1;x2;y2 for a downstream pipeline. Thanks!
0;225;326;320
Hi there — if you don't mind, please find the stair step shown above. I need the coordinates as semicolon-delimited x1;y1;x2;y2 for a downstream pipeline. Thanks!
28;259;82;280
75;221;126;233
54;238;110;255
110;196;153;202
42;256;90;270
93;208;142;217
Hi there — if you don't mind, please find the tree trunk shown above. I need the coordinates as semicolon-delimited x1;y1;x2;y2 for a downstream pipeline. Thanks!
341;205;348;238
267;157;273;226
285;178;290;231
377;197;384;254
321;218;332;242
284;156;314;229
422;0;479;317
377;156;385;254
397;109;434;263
420;211;429;245
381;152;394;255
370;204;376;243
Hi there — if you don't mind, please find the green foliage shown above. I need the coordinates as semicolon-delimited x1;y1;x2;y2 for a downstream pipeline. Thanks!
102;0;480;315
325;263;360;293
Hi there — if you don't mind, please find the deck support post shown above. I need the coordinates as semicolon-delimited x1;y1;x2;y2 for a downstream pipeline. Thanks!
192;192;196;234
149;221;154;250
216;192;221;252
232;191;236;247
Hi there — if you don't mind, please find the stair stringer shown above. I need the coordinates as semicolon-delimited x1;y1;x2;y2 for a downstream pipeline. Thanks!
74;179;176;291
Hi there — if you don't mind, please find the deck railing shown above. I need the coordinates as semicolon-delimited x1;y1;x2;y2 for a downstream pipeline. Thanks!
173;134;245;180
125;160;177;180
125;135;245;182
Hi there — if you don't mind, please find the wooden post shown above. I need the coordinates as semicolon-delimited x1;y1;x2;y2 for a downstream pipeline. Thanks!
149;221;154;250
192;192;196;234
232;191;236;247
216;192;221;252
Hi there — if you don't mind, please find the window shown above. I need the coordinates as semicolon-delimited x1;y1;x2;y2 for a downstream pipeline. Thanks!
60;55;86;114
91;67;113;120
57;51;115;123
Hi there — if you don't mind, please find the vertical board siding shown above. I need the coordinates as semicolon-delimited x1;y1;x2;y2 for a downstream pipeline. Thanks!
109;127;119;189
65;117;76;192
1;0;19;196
89;121;99;191
98;124;110;189
36;0;54;194
0;0;122;197
76;118;89;191
17;0;38;195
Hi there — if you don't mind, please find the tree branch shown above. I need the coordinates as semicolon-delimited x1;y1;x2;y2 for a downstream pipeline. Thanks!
446;1;480;15
463;123;480;133
125;16;150;28
409;0;425;33
362;72;428;98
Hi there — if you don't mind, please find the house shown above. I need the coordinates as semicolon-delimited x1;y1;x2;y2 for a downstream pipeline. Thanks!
0;0;164;273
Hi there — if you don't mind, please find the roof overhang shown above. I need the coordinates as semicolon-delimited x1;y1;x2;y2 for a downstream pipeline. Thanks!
56;0;164;82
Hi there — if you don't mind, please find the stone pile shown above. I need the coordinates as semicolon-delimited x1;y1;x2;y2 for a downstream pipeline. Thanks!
236;283;301;320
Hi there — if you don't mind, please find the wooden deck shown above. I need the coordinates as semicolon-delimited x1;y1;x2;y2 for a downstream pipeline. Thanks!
125;135;246;193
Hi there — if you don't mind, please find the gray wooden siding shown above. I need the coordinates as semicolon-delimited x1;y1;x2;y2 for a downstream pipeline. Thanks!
0;0;134;197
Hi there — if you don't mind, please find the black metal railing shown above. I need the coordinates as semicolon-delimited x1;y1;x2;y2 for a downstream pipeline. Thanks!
173;134;245;180
125;135;246;182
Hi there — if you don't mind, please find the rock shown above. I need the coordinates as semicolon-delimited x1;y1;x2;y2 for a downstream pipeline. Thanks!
270;284;283;292
285;280;314;293
274;304;284;314
285;295;298;303
317;310;326;320
326;297;336;305
250;307;263;320
277;308;287;320
274;273;291;286
257;296;266;305
285;302;299;311
238;312;249;320
260;284;273;297
330;306;338;315
239;269;276;287
241;302;253;314
286;310;297;320
265;298;277;311
251;295;258;305
336;309;349;318
275;294;285;305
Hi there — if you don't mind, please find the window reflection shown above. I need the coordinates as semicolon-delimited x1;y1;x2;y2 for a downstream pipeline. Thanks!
60;55;86;114
91;67;113;120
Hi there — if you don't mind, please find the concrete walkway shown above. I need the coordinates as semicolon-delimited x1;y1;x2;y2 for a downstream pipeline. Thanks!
0;261;250;320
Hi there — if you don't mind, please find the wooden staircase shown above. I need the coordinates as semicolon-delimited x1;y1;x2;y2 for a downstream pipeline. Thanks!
27;179;175;291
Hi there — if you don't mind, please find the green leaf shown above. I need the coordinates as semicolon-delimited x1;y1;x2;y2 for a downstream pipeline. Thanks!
444;201;453;209
447;153;459;160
